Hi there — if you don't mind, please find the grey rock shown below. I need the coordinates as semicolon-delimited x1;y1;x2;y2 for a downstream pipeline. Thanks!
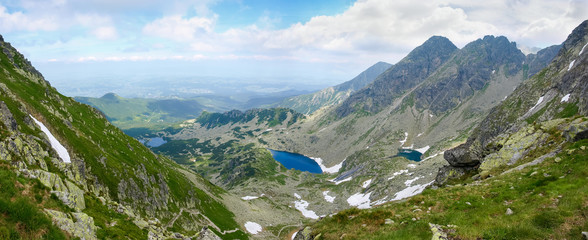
506;208;514;215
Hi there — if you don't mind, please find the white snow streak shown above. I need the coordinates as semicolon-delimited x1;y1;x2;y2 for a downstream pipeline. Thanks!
568;60;576;71
422;152;444;161
330;176;352;185
30;115;70;163
561;94;571;102
528;96;544;113
362;179;372;188
312;157;344;174
580;42;588;55
415;146;430;154
407;164;417;168
391;181;434;201
294;198;319;219
294;193;301;199
241;196;259;200
399;132;408;146
388;169;408;180
244;222;262;234
322;191;335;203
347;192;372;209
404;176;421;186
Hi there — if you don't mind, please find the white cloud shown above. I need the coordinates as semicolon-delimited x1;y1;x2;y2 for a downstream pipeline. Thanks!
0;6;59;32
143;15;216;42
92;26;118;40
3;0;587;78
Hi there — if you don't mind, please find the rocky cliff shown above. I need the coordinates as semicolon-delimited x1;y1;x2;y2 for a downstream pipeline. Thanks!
438;19;588;184
335;36;458;118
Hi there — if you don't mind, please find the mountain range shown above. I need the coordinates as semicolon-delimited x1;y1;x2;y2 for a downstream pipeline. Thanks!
0;19;586;240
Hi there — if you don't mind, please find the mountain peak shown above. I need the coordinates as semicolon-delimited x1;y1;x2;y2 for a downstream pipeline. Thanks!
100;92;121;100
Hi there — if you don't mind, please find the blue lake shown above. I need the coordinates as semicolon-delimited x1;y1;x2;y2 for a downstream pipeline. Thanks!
146;137;167;147
394;149;423;162
269;150;323;174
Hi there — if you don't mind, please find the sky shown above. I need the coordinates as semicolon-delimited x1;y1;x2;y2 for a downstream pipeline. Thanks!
0;0;586;97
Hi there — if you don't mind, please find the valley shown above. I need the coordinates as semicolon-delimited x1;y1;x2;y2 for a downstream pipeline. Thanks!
0;5;586;239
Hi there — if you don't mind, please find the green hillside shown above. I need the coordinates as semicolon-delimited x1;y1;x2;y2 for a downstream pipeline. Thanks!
0;35;247;239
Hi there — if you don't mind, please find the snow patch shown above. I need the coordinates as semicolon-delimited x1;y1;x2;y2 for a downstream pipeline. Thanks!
347;192;372;209
415;146;430;154
568;60;575;71
422;152;444;161
30;115;71;163
362;179;372;188
322;191;335;203
404;176;421;186
291;232;298;240
580;42;588;55
492;69;496;74
388;169;408;180
407;164;417;168
265;128;273;132
330;176;352;185
294;193;301;199
429;114;434;118
561;94;571;102
294;198;319;219
399;132;408;146
312;157;344;174
241;196;259;200
417;132;424;137
244;222;262;234
392;181;434;201
528;96;544;113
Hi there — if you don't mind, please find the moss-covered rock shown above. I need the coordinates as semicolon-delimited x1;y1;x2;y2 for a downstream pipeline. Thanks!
45;209;97;240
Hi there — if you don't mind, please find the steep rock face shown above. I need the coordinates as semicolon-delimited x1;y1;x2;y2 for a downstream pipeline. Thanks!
277;62;392;115
412;36;526;114
335;36;458;118
439;20;588;182
526;44;562;77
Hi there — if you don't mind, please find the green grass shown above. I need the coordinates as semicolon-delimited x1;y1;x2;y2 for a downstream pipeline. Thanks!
309;138;588;239
0;164;68;239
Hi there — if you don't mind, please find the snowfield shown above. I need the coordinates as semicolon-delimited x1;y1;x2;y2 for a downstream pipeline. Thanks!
30;115;71;163
312;157;344;174
293;193;319;219
392;181;434;201
244;221;262;234
561;94;571;102
322;191;335;203
347;192;372;209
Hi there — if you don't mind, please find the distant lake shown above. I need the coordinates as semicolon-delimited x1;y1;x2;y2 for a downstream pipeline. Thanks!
394;149;423;162
146;137;167;147
269;150;323;174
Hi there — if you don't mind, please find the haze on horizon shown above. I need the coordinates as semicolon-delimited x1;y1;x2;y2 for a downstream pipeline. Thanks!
0;0;585;98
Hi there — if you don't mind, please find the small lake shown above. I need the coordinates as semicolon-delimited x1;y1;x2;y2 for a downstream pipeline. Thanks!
269;150;323;174
146;137;167;147
394;149;423;162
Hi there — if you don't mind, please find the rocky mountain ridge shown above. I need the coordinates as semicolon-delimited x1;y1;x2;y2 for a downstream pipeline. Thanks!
276;61;391;115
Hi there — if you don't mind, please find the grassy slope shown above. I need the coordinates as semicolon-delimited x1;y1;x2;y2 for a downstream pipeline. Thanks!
0;40;246;238
309;120;588;239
